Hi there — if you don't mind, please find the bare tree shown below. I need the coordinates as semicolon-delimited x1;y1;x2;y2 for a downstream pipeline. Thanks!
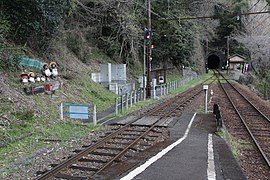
63;0;142;64
188;0;228;41
233;0;270;98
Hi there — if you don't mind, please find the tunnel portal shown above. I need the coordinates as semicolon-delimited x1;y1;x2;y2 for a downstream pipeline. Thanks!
207;54;221;69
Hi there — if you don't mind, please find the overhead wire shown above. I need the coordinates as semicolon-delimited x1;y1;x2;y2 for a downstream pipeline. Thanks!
248;0;262;11
133;1;232;54
251;15;270;32
247;4;268;25
237;1;270;37
134;0;270;55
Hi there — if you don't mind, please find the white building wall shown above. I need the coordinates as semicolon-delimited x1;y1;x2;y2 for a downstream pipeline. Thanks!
109;83;118;94
91;73;100;83
111;64;126;82
100;63;111;83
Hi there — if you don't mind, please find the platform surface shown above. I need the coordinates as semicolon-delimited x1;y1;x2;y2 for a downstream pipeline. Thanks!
118;113;246;180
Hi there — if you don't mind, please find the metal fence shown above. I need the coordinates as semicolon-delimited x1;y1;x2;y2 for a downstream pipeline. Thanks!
115;75;196;114
60;103;97;125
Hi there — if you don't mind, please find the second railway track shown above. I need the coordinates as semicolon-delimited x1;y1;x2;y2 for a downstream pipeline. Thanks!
216;70;270;169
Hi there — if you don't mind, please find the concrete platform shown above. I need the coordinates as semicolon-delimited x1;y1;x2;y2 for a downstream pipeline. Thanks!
118;113;246;180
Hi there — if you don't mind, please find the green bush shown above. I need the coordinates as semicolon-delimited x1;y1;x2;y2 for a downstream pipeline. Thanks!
2;0;76;51
66;33;82;57
11;110;35;124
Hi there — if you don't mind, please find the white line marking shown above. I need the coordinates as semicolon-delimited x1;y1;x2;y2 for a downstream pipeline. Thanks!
100;117;115;125
207;134;216;180
120;113;197;180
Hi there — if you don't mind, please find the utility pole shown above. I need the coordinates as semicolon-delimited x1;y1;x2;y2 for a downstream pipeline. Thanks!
146;0;152;98
143;41;146;100
205;39;209;73
226;36;230;74
226;36;230;58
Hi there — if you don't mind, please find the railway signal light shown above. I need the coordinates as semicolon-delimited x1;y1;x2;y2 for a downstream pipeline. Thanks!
144;29;155;45
144;29;151;45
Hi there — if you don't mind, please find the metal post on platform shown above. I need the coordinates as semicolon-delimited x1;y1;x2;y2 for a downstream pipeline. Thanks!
203;85;209;113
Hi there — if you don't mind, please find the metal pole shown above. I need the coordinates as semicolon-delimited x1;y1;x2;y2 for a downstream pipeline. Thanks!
152;79;156;99
93;104;96;125
115;98;118;115
205;90;208;113
121;95;123;113
146;0;152;98
203;85;208;113
227;36;230;74
126;93;129;110
143;43;146;100
60;103;63;120
130;91;133;107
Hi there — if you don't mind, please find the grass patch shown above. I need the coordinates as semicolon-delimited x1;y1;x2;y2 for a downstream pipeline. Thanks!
69;74;118;112
80;81;118;111
216;128;226;138
216;128;253;158
0;103;12;115
196;105;205;114
230;137;253;157
0;119;101;175
1;109;37;145
39;120;101;141
166;69;182;82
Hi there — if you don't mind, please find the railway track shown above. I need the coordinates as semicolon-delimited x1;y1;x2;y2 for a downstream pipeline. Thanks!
36;78;213;179
215;70;270;169
138;78;214;117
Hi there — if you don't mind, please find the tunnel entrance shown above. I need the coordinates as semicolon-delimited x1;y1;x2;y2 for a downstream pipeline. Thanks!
207;54;220;69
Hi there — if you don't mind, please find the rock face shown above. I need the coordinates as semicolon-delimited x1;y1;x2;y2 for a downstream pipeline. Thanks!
238;73;254;85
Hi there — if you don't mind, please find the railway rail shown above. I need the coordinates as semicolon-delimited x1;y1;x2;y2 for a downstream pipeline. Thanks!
137;78;214;117
215;70;270;169
36;77;213;179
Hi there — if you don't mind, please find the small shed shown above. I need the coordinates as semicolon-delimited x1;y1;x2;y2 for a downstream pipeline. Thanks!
228;54;245;70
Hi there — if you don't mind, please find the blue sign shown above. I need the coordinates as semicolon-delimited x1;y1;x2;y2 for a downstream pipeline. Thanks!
69;105;88;119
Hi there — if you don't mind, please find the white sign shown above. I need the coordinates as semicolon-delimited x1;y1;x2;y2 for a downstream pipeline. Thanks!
203;85;208;90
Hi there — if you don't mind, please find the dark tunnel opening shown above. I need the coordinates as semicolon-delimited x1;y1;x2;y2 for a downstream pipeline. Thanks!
207;55;220;69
